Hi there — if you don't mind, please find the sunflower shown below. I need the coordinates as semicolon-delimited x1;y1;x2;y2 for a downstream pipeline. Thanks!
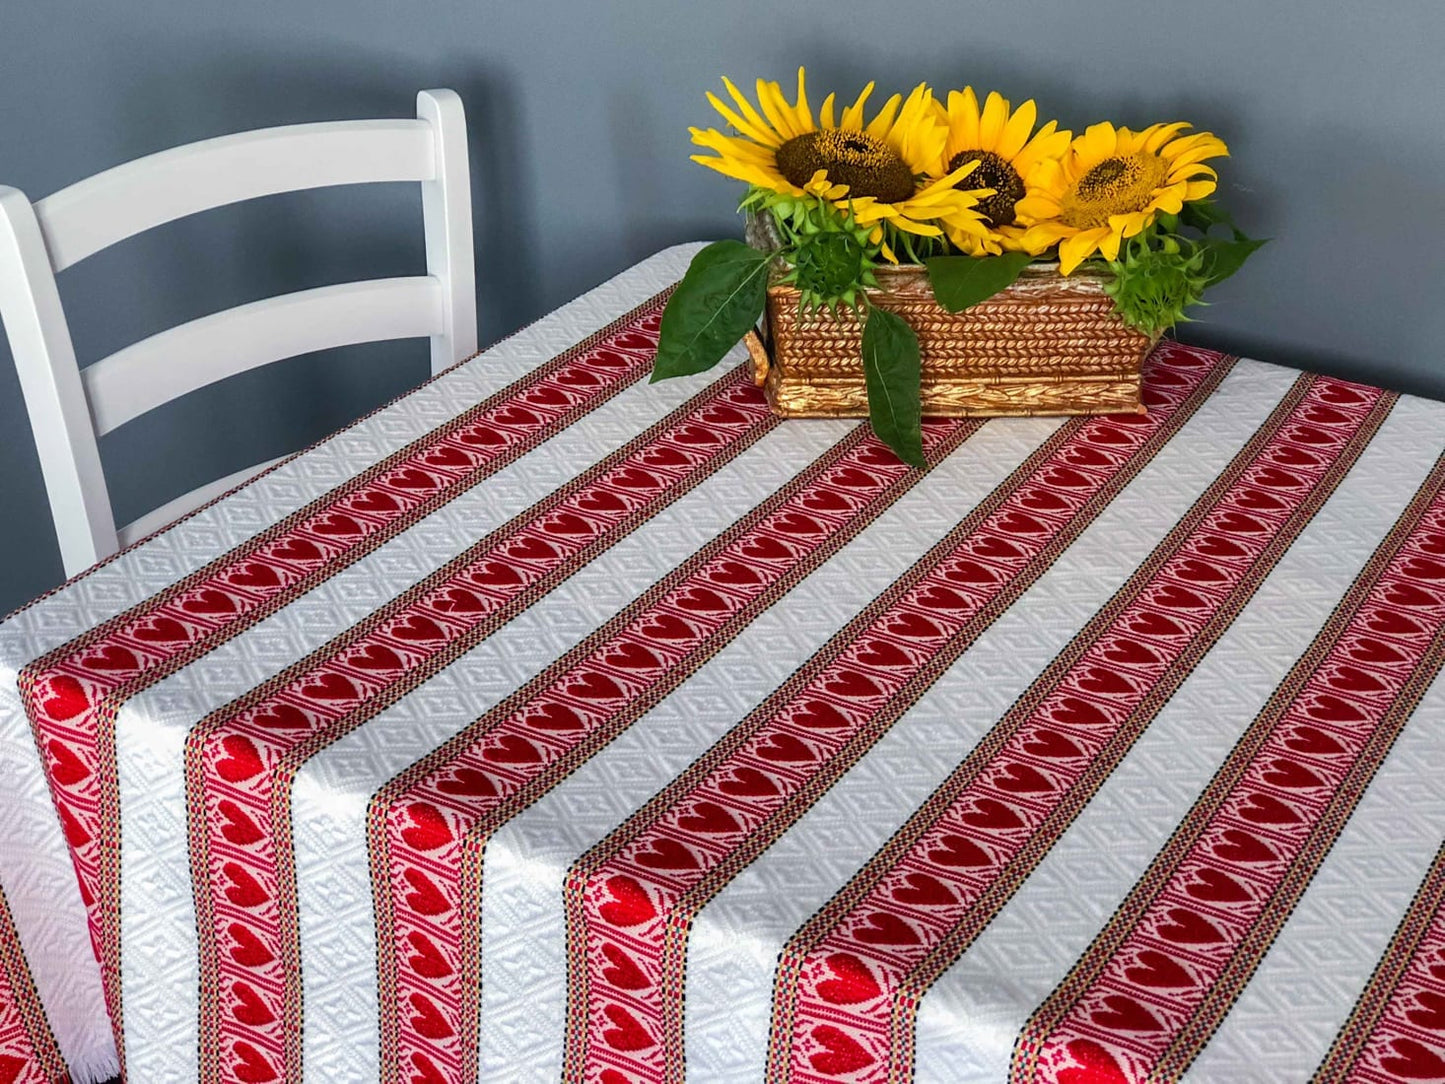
1019;122;1228;274
690;69;992;260
933;88;1072;255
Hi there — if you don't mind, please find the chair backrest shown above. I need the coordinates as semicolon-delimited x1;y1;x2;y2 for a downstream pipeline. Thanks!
0;88;476;577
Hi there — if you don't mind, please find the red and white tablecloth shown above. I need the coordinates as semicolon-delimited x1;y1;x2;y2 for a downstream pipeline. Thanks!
3;243;1445;1084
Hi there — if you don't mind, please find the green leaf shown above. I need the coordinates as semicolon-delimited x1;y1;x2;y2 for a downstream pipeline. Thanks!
861;307;925;468
1178;199;1234;234
1200;235;1268;286
923;252;1032;313
651;240;771;382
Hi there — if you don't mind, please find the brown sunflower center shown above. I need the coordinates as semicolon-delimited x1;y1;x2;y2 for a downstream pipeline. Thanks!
774;129;916;203
1060;151;1170;230
947;149;1025;228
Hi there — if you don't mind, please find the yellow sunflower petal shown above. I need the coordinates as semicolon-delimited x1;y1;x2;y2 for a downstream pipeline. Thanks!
1168;162;1219;183
888;82;944;170
1162;131;1228;158
1143;183;1187;217
805;169;850;200
1014;193;1061;221
1058;228;1110;274
1077;122;1120;164
939;210;990;238
689;153;793;191
864;92;903;140
850;191;954;236
925;156;979;194
979;91;1011;151
703;92;779;147
1140;121;1193;155
1163;140;1229;171
998;97;1037;160
1026;155;1066;191
689;127;775;161
818;92;837;130
839;81;876;130
952;231;1003;256
1192;135;1230;159
1014;121;1072;178
1182;179;1218;201
755;78;801;140
913;183;989;214
1097;228;1125;261
780;77;815;138
1015;225;1059;256
948;87;982;157
1109;125;1147;157
793;67;815;132
1021;220;1072;249
884;83;922;161
873;212;944;238
719;77;780;146
1110;211;1154;237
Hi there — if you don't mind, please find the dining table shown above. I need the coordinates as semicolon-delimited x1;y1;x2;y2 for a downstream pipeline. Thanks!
2;241;1445;1084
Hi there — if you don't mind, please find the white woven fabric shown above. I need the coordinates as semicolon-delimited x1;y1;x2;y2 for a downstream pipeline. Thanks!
3;243;1445;1084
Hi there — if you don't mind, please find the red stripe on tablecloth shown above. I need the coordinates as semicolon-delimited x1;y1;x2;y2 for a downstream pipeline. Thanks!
0;882;65;1083
1014;452;1445;1084
1314;841;1445;1082
188;369;777;1084
17;293;669;1066
370;417;986;1084
563;343;1234;1084
769;376;1392;1084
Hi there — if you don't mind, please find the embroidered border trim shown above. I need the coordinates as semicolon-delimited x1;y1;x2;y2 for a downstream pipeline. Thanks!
187;367;778;1083
1015;449;1445;1084
769;375;1394;1084
563;344;1234;1084
18;290;670;1075
0;880;65;1083
368;417;987;1084
1313;840;1445;1083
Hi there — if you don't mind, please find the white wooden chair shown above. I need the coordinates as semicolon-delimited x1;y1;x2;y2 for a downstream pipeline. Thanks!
0;88;476;577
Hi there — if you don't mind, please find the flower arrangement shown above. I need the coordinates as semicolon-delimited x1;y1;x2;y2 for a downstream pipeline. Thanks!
651;69;1264;465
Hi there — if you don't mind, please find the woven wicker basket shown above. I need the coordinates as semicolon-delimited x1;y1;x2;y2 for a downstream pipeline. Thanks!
745;262;1157;419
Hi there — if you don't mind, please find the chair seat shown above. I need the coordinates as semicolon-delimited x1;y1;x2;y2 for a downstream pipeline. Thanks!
115;454;288;549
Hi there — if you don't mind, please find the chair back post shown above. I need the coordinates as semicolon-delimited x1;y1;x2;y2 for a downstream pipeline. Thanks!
418;89;476;374
1;90;477;578
0;186;115;572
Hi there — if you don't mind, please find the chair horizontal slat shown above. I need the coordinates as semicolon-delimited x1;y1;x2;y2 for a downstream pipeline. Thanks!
34;119;436;271
5;90;473;578
83;275;445;435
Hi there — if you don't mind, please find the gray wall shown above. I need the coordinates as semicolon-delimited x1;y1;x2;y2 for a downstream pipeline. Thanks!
2;0;1442;613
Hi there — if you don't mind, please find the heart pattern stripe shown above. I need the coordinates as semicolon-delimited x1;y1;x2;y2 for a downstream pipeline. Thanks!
564;344;1233;1084
1017;449;1445;1084
768;375;1395;1084
370;419;984;1083
0;885;62;1083
8;249;1445;1084
13;290;673;1074
1315;842;1445;1082
762;375;1392;1084
188;365;779;1082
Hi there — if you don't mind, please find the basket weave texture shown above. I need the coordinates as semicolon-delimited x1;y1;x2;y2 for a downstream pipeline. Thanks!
749;262;1156;418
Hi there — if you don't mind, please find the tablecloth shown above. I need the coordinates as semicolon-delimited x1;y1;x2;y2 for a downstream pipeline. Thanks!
3;243;1445;1084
